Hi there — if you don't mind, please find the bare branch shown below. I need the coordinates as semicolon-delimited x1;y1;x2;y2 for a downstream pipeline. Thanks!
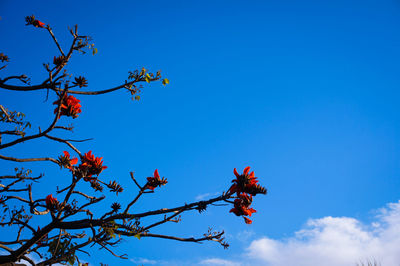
0;154;58;164
44;134;82;156
126;231;224;244
0;174;42;181
0;89;67;150
54;125;73;131
46;26;65;56
0;105;12;122
0;76;160;95
72;191;96;200
97;242;127;259
130;172;142;189
142;209;184;232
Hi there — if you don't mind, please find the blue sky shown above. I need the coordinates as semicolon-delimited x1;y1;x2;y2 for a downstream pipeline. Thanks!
1;0;400;265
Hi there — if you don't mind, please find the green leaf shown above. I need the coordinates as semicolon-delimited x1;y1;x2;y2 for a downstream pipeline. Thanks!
134;95;140;101
134;234;141;240
92;48;98;55
162;78;169;86
145;73;151;83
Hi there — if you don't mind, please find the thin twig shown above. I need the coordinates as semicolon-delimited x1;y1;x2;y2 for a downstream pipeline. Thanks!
44;134;82;156
0;154;58;164
0;105;12;122
46;26;65;56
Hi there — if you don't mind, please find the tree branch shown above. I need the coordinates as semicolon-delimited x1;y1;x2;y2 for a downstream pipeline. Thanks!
0;154;58;164
46;26;65;56
44;134;82;156
0;89;67;149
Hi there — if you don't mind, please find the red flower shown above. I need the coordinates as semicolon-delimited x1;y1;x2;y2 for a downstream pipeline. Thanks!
230;166;266;196
45;194;58;206
229;189;258;224
34;20;45;28
53;94;82;119
146;169;168;190
45;194;59;212
228;167;267;224
79;151;107;180
244;217;253;224
230;193;256;217
58;151;78;170
25;16;46;28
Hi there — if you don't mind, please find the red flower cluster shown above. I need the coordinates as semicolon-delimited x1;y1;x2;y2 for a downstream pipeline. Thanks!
25;15;45;28
229;167;266;224
33;20;45;28
79;151;107;181
45;194;59;211
146;169;168;190
230;193;256;224
53;94;82;119
58;151;78;170
230;166;266;196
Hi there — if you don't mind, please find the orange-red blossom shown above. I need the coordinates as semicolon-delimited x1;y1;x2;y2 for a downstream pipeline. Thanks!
58;151;78;169
34;20;45;28
79;151;107;181
45;194;59;212
230;166;265;196
53;94;82;119
25;15;45;28
230;193;256;224
146;169;168;190
229;166;266;224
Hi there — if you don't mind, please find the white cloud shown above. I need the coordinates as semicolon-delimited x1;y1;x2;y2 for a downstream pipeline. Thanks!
195;192;220;201
199;258;241;266
247;201;400;266
236;230;255;242
20;255;64;266
130;257;158;265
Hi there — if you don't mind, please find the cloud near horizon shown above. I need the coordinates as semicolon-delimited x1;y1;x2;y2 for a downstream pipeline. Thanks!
200;258;241;266
200;200;400;266
247;200;400;266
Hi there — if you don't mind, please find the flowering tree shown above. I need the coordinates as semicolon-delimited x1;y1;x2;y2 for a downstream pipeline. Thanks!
0;16;267;265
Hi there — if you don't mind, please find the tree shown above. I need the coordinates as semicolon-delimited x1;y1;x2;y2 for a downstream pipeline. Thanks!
0;16;267;265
